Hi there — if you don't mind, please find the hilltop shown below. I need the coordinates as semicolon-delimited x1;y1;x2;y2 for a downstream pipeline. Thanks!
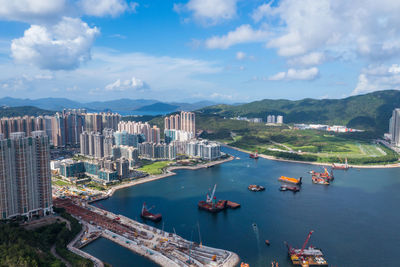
0;106;54;118
199;90;400;134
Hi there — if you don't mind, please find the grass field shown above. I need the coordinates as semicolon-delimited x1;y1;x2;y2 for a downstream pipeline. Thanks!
138;161;173;175
225;127;398;164
52;178;72;187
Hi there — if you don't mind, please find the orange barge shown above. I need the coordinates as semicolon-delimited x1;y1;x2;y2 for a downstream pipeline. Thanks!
278;176;302;185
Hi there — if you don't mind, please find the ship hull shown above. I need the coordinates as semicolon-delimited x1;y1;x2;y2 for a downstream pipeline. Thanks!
141;211;162;222
198;200;227;213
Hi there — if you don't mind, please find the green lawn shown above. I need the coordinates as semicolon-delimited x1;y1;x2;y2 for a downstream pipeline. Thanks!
138;161;173;175
52;178;71;187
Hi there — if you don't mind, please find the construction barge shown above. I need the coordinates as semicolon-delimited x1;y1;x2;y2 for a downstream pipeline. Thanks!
141;202;162;222
311;167;334;185
198;184;240;212
286;231;328;266
278;176;302;185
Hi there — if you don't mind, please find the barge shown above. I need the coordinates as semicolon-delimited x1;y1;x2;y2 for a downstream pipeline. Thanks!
286;231;328;266
141;203;162;222
278;176;302;185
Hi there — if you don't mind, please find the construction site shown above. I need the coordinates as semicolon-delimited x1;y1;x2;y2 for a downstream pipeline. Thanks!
53;198;239;267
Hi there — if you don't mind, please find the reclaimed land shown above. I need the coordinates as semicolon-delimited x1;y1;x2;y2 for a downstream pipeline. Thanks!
158;113;399;167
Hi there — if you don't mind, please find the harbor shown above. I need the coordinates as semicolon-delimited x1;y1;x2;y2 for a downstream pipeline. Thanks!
54;198;240;267
81;146;400;266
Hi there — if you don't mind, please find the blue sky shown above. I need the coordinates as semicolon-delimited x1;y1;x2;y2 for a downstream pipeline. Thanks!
0;0;400;103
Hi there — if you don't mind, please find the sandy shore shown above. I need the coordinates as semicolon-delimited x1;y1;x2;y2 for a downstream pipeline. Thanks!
106;156;235;197
224;144;400;169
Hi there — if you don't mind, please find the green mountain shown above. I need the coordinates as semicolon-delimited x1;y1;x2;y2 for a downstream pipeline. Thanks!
199;90;400;134
0;106;54;117
134;102;179;112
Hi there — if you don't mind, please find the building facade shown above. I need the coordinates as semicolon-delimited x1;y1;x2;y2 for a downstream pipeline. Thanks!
0;131;52;219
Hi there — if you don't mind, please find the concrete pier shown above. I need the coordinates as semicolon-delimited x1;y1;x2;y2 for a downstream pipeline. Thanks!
54;198;240;267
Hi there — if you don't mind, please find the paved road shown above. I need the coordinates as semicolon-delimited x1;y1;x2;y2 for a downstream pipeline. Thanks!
51;244;72;267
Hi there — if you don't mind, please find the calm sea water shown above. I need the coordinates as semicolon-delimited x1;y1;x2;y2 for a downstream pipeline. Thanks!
82;147;400;267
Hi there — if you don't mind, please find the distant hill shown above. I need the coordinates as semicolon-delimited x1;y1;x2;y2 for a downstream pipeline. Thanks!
134;102;179;112
0;97;217;113
0;106;54;117
198;90;400;134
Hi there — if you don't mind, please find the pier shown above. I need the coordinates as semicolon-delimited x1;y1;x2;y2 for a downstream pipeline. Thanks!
54;198;239;267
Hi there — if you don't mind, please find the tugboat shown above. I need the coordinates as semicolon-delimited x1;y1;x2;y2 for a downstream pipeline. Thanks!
285;230;328;266
141;202;162;222
248;184;265;191
249;150;259;159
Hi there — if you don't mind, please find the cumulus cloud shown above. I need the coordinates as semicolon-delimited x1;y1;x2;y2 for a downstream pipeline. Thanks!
269;67;319;81
353;64;400;95
105;77;149;91
206;24;269;49
174;0;238;25
288;52;325;66
251;2;272;23
0;0;66;23
78;0;133;17
259;0;400;60
11;17;99;70
0;0;134;22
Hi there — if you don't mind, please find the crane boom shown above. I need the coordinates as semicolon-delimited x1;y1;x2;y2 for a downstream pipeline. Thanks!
209;184;217;202
300;230;314;256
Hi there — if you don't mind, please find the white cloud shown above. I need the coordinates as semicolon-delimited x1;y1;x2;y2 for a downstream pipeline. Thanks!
206;24;269;49
78;0;131;17
269;67;319;81
210;92;233;100
11;17;99;70
105;77;148;91
353;64;400;95
236;51;246;60
388;64;400;74
259;0;400;60
130;2;139;13
288;52;325;66
175;0;238;25
0;0;66;23
251;3;272;23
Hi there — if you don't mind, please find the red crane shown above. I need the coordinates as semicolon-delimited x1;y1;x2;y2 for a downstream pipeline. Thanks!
299;230;314;256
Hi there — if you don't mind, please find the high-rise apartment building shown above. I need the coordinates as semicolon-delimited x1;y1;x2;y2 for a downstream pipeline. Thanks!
118;121;160;143
0;131;52;219
389;108;400;146
85;112;121;133
164;111;195;136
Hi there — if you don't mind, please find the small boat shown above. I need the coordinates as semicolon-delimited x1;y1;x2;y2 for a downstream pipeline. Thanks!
265;240;270;246
248;184;265;192
280;185;300;192
249;150;259;159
